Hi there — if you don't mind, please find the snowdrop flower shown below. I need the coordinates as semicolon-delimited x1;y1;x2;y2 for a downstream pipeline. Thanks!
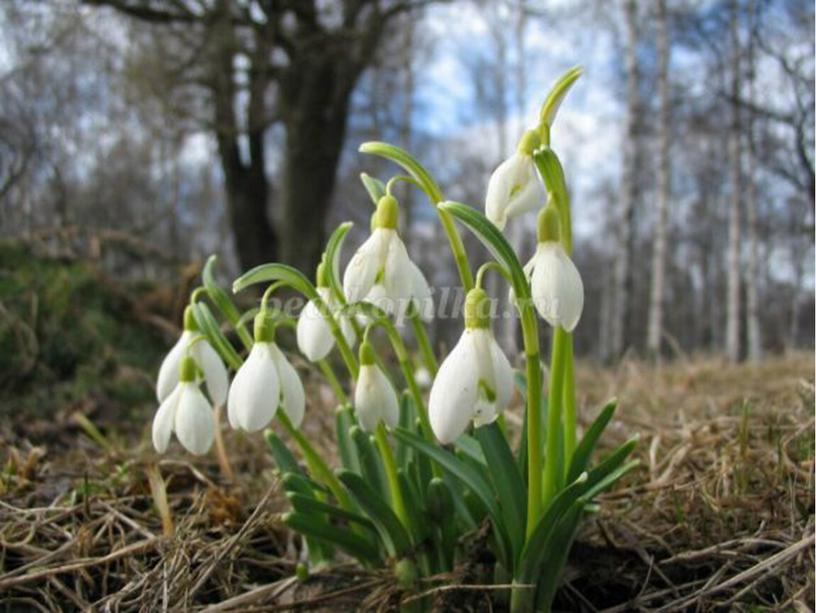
152;355;216;455
296;263;356;362
353;340;399;433
229;310;305;432
486;130;545;230
429;288;514;444
527;206;584;331
343;194;431;318
156;306;228;407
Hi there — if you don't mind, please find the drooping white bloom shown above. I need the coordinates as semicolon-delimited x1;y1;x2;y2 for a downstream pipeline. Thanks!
228;341;305;432
152;358;216;455
354;341;399;433
527;242;584;332
296;286;356;362
343;195;431;318
485;151;545;231
156;307;228;407
429;327;514;444
429;288;515;444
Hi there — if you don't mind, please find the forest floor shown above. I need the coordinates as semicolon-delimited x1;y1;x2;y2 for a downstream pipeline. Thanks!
1;246;814;611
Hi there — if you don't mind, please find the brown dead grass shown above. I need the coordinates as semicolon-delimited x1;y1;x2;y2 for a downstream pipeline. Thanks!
0;353;813;611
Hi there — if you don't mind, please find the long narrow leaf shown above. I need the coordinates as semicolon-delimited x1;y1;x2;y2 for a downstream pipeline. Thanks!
568;399;618;482
191;302;242;369
335;406;361;473
283;512;382;565
475;423;527;561
286;493;376;532
265;431;303;475
351;426;387;495
203;255;252;349
338;471;412;558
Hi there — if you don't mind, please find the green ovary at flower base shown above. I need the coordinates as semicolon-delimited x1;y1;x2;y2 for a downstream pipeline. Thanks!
145;64;636;613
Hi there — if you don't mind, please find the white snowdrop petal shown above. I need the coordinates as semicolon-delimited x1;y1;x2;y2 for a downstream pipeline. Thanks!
409;261;434;321
152;385;181;453
156;331;191;402
504;167;545;219
343;228;390;303
531;243;584;331
193;340;229;408
229;342;279;432
296;297;334;362
354;364;399;432
339;313;357;348
489;334;515;410
485;156;517;230
428;331;479;444
270;344;306;428
384;233;416;307
472;396;498;427
174;383;215;455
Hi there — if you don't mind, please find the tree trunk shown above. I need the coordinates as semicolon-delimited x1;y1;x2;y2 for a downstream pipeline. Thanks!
647;0;670;358
611;0;639;360
725;0;742;363
211;9;277;271
279;52;356;274
745;0;762;361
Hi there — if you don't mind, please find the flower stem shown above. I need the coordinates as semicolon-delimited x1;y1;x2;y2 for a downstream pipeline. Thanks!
519;306;543;539
408;305;438;375
438;208;474;291
542;327;568;511
562;334;577;468
212;404;235;483
278;411;354;512
318;359;348;404
374;422;410;530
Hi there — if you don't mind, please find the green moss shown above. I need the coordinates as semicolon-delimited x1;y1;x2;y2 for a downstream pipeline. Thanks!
0;241;167;417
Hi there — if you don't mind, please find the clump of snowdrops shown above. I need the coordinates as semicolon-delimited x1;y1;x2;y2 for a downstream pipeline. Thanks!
151;66;638;612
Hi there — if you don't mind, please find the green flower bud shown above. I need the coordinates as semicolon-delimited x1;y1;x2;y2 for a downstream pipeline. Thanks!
517;129;541;156
358;339;376;366
295;562;309;582
253;309;276;343
394;558;417;588
179;355;197;382
183;305;199;332
464;287;491;329
537;205;560;244
374;194;399;229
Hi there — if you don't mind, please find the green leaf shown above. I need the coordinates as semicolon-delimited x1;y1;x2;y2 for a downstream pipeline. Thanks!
517;473;588;582
190;301;242;370
351;426;387;495
438;202;530;302
533;507;584;612
283;512;382;565
286;493;376;532
281;472;328;498
338;470;412;557
394;427;512;569
568;399;618;482
233;263;319;301
539;65;583;126
324;222;353;303
533;148;569;209
335;406;361;473
398;470;429;542
360;173;386;205
203;254;252;349
584;436;639;493
265;431;303;475
359;142;443;203
395;393;416;467
454;434;486;466
474;423;527;562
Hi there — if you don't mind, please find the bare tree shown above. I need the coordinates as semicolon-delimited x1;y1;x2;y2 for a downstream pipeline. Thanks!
85;0;430;274
610;0;639;360
725;0;742;363
646;0;670;358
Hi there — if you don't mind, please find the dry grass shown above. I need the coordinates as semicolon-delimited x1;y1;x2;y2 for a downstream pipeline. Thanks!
1;353;813;611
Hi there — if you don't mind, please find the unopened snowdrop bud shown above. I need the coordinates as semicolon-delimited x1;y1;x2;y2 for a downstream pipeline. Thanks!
429;288;514;444
156;305;229;408
343;195;431;318
228;310;306;432
528;206;584;331
353;340;399;433
152;355;216;455
485;129;546;230
296;263;356;362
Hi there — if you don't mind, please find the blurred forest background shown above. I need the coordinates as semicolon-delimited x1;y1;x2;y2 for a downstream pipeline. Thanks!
1;0;813;364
